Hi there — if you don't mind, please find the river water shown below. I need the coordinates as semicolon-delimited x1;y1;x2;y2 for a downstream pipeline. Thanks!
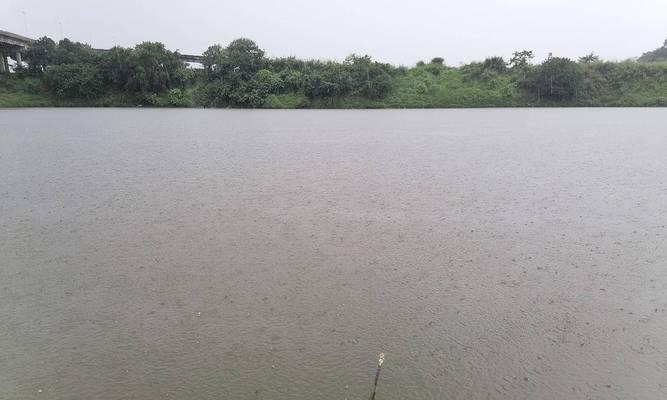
1;108;666;400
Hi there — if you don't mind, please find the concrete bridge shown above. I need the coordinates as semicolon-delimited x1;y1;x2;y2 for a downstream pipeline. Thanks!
0;30;34;72
1;29;203;72
179;54;203;64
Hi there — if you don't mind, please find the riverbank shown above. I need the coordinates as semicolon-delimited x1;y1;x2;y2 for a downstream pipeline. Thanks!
2;65;666;109
6;36;667;109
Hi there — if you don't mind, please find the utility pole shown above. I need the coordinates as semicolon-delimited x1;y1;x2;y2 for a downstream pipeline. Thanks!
21;10;29;36
367;67;371;92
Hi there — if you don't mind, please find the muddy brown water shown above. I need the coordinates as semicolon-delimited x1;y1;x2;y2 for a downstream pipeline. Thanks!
1;108;666;400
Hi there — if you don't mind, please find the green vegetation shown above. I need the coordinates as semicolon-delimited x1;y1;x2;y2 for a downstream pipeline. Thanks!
1;36;666;108
638;39;667;63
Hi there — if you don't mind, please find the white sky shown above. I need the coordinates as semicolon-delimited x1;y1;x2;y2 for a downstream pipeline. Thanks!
2;0;666;65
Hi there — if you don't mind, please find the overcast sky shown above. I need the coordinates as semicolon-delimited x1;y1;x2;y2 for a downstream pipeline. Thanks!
2;0;666;65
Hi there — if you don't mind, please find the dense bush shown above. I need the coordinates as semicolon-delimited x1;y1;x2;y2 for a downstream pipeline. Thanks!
44;64;103;98
26;38;185;100
197;41;396;107
14;35;667;108
522;57;581;100
125;42;185;94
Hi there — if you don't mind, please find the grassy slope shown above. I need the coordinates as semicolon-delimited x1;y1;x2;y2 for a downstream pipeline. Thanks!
0;76;179;108
377;68;523;108
308;64;667;108
0;77;134;107
0;77;53;107
596;63;667;107
301;68;528;108
2;65;666;108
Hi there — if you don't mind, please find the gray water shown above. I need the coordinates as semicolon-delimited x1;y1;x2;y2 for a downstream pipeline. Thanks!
1;108;666;400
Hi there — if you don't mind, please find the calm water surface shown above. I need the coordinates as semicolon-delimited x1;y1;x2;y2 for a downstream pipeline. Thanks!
1;108;666;400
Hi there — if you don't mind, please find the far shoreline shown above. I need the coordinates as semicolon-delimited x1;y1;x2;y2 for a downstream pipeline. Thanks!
2;103;666;110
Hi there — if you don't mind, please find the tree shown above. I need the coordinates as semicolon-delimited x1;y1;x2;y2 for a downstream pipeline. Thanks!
509;50;534;69
99;46;133;90
201;44;225;79
245;69;283;107
524;57;582;100
367;72;392;98
279;68;305;93
126;42;185;94
483;56;507;73
579;52;600;63
44;64;103;98
24;37;56;75
223;38;265;80
431;57;445;65
509;50;535;85
303;63;351;100
195;79;230;107
197;39;269;106
52;39;99;65
303;71;335;99
343;54;394;98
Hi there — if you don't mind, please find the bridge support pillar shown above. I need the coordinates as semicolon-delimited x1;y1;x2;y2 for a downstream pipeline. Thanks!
15;50;22;66
0;52;6;73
